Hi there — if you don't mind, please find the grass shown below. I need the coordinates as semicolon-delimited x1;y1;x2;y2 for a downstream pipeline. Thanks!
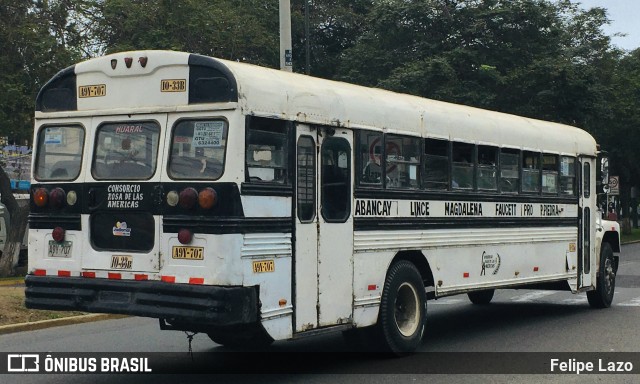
621;227;640;244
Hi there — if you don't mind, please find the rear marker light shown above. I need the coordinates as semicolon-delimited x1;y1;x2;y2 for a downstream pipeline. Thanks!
198;187;218;210
135;274;148;281
58;270;71;277
33;188;49;207
52;227;65;242
463;272;470;278
189;277;204;285
178;188;198;209
367;284;377;291
34;269;46;276
82;272;96;278
161;276;176;283
49;187;66;209
178;229;192;244
533;267;539;272
108;273;122;280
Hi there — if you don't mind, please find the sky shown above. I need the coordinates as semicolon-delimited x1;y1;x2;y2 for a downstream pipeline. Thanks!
571;0;640;51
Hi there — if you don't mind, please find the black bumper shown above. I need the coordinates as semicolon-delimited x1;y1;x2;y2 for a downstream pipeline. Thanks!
25;275;259;326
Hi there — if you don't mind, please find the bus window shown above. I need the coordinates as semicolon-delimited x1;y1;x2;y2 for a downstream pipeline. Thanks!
423;138;449;190
452;142;474;190
92;121;160;180
168;119;228;180
358;131;383;187
34;125;85;181
560;156;576;195
522;151;541;193
245;117;289;184
500;148;519;193
542;154;559;194
477;145;498;191
321;137;351;222
385;135;420;189
297;136;316;222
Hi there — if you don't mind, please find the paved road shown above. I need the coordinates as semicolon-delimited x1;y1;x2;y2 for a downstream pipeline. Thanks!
2;243;639;383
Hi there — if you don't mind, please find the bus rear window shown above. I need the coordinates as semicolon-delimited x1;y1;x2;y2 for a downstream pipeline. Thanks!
35;125;85;181
168;119;228;180
92;121;160;180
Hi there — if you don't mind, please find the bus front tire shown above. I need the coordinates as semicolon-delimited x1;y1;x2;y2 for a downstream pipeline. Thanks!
467;289;495;305
587;242;616;309
375;260;426;355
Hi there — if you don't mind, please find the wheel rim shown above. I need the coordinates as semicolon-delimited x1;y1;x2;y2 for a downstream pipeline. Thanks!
604;257;615;296
394;282;420;337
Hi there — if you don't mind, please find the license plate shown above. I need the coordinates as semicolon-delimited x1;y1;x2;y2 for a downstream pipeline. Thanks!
161;79;186;92
78;84;106;98
48;241;72;258
172;246;204;260
252;260;275;273
110;255;133;269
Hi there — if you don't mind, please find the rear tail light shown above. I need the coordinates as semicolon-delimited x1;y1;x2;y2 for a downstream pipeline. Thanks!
49;187;67;209
33;188;49;207
52;226;65;242
178;228;193;244
178;188;198;209
198;187;218;209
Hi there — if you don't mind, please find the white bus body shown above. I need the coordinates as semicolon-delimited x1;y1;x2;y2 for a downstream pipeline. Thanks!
26;51;620;353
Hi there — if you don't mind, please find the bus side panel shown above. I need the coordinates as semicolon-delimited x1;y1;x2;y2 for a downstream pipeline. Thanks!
352;250;396;327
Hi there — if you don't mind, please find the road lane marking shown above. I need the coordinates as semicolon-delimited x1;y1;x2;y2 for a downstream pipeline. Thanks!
431;299;465;305
617;297;640;307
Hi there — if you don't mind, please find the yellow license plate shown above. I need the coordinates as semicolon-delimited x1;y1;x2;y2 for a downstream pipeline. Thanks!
110;255;132;269
78;84;106;98
161;79;186;92
252;260;275;273
172;246;204;260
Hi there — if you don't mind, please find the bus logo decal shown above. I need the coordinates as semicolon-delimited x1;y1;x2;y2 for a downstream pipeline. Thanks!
112;222;132;237
480;251;501;276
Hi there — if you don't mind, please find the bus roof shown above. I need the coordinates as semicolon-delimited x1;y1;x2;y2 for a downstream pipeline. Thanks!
40;50;597;156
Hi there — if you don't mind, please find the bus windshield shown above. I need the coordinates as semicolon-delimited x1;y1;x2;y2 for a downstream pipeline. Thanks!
34;125;85;181
92;121;160;180
168;119;228;180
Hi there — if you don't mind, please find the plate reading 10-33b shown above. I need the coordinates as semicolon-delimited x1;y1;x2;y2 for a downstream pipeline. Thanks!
161;79;186;92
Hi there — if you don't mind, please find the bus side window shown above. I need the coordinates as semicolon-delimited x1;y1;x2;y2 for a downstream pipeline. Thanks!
358;131;383;187
542;154;559;194
245;117;290;184
500;148;520;193
559;156;576;195
385;134;420;190
452;142;474;190
423;138;449;190
522;151;541;193
477;145;498;191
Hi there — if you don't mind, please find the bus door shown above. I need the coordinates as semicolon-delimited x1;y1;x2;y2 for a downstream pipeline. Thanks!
294;124;354;331
578;156;595;289
83;114;167;274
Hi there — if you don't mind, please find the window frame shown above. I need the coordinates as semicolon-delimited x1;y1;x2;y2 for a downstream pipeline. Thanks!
244;116;293;185
34;123;86;182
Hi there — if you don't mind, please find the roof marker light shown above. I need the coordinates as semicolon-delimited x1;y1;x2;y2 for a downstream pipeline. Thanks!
111;59;117;70
124;57;133;68
139;57;148;68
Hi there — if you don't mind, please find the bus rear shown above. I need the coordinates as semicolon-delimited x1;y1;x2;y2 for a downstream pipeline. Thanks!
25;51;283;344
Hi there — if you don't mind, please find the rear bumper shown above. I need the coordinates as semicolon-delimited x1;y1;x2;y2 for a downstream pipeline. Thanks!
25;275;259;326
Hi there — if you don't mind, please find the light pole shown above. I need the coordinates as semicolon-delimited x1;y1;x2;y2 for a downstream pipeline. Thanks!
279;0;293;72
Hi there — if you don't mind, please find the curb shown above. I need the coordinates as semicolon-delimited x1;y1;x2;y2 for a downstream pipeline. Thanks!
0;314;128;335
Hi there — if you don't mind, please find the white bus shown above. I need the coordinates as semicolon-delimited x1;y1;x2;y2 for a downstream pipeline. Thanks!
26;50;620;354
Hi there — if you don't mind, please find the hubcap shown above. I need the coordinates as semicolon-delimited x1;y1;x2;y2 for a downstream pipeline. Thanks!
394;282;420;337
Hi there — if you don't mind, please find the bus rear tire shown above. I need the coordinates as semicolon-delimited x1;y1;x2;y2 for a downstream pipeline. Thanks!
467;289;495;305
587;242;616;309
375;260;426;355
